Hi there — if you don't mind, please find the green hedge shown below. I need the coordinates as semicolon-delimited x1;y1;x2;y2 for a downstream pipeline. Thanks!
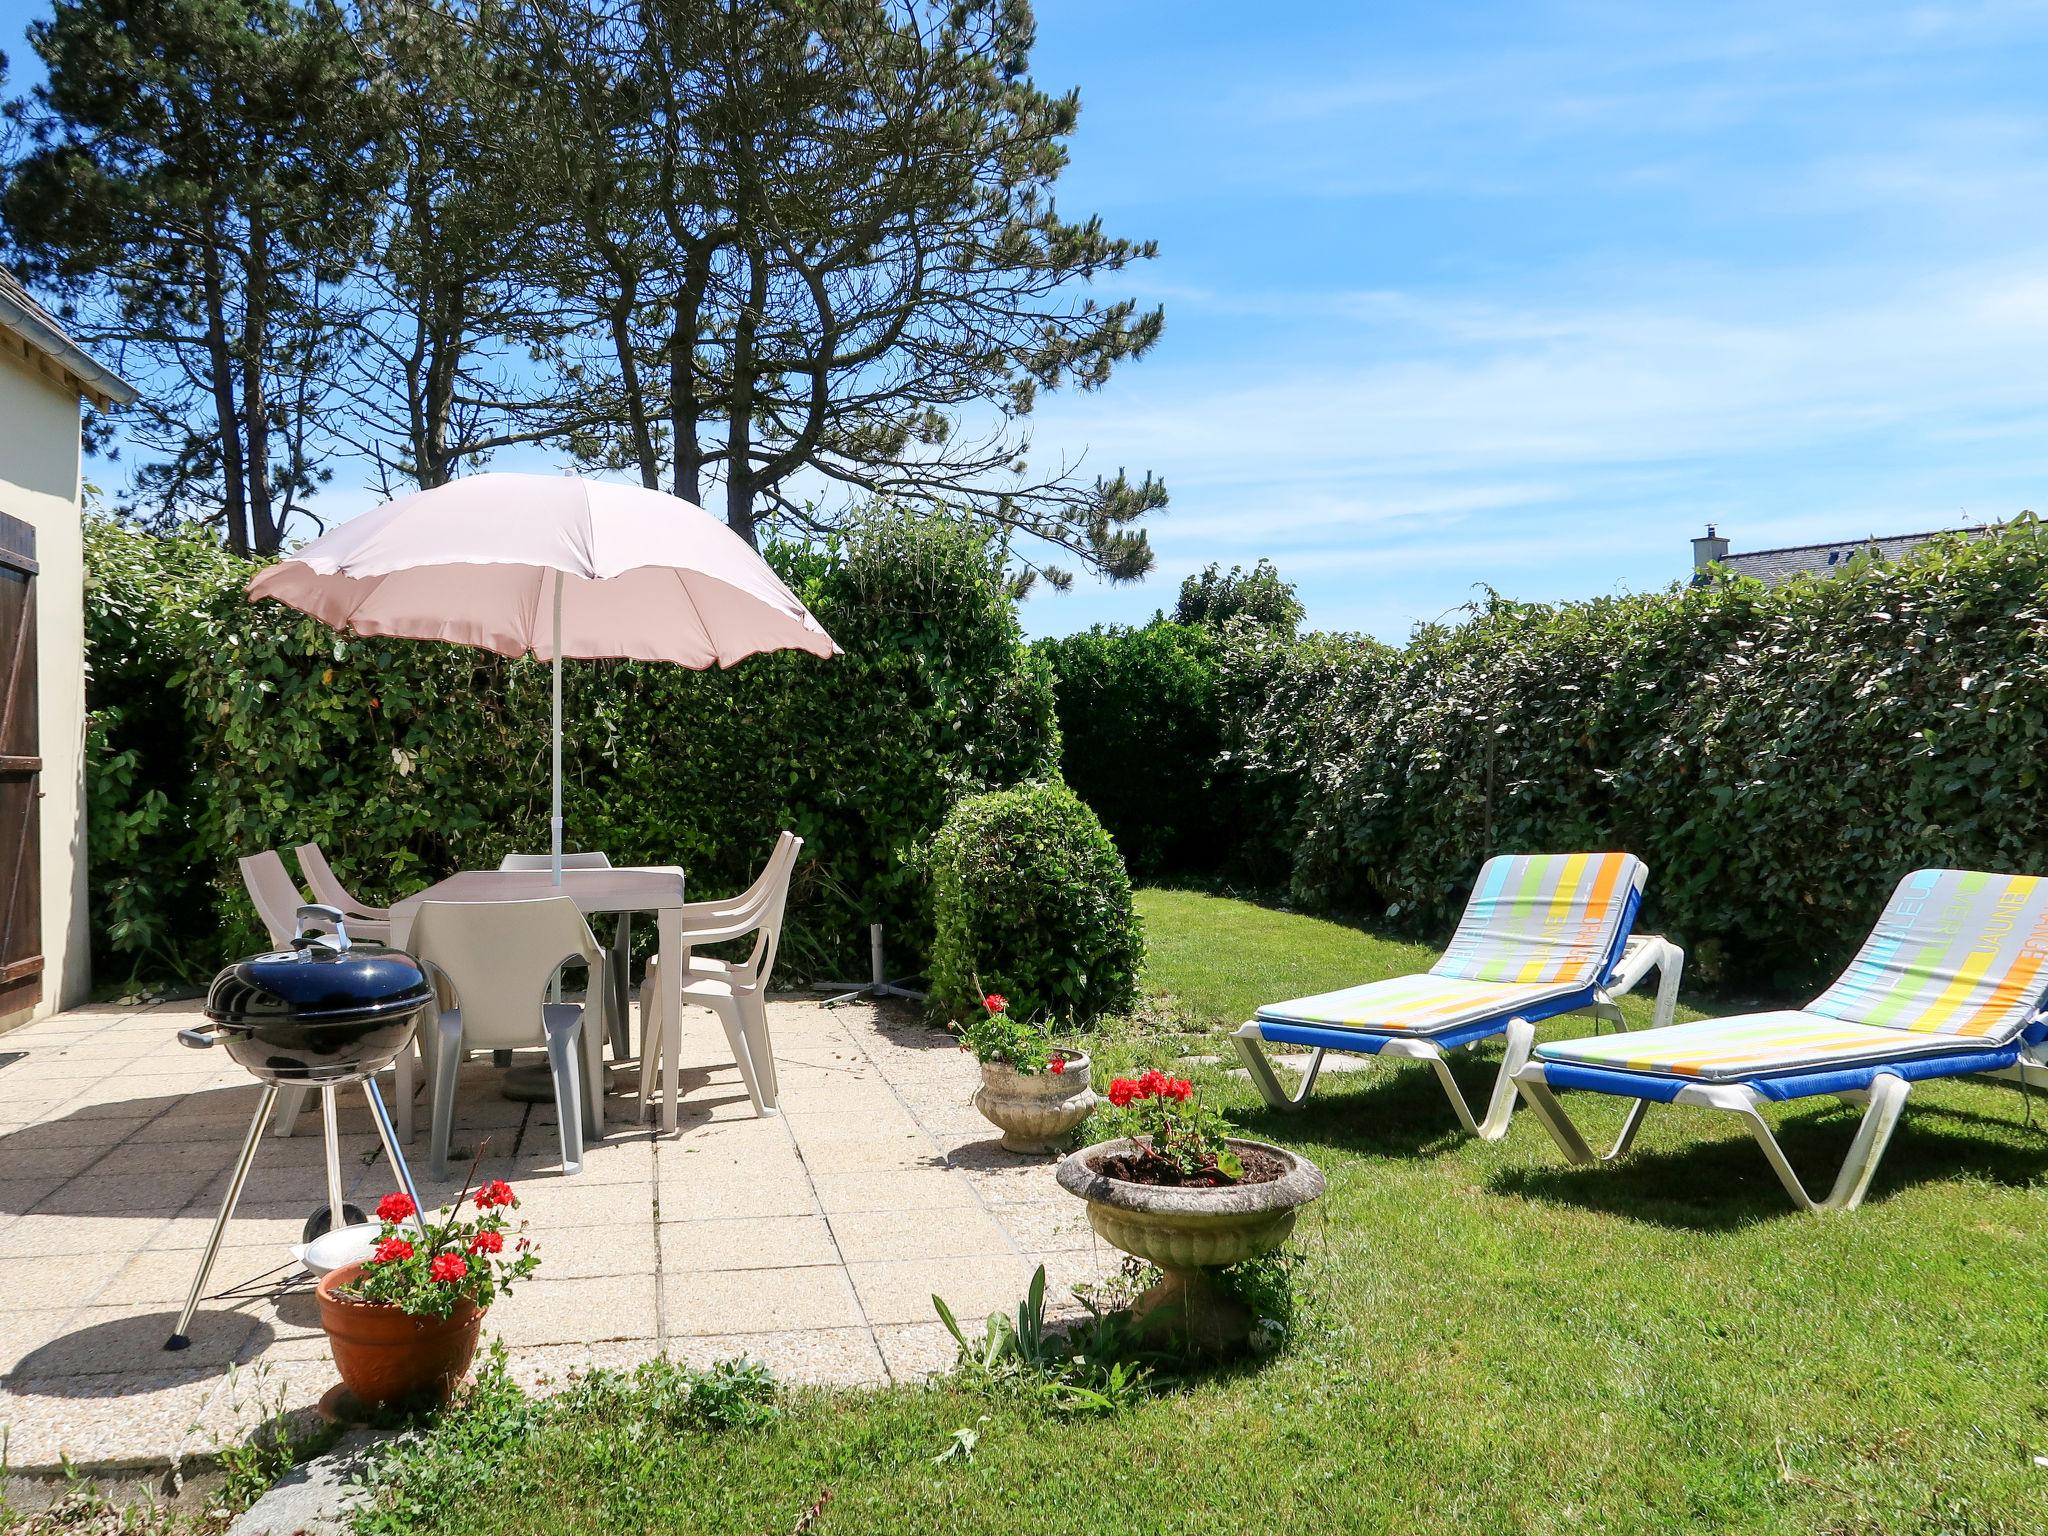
1036;616;1398;891
84;524;251;978
924;779;1143;1026
1212;623;1398;892
1034;620;1229;879
1255;531;2048;992
1032;527;2048;994
86;511;1059;983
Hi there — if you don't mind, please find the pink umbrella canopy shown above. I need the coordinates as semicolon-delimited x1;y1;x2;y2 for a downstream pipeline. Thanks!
248;473;839;881
248;472;838;664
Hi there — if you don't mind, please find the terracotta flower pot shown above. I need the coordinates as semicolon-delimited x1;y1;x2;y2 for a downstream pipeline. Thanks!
973;1050;1097;1154
1055;1136;1324;1353
316;1261;485;1409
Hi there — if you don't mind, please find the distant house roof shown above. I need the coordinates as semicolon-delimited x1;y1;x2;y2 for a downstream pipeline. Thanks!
1699;524;2004;586
0;267;137;410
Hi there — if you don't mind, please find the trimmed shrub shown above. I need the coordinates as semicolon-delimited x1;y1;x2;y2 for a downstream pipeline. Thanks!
925;779;1144;1026
1035;620;1226;879
86;510;1058;983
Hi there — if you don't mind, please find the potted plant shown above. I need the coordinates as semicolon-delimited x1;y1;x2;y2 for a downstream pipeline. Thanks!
314;1178;539;1410
962;993;1097;1154
1056;1071;1323;1352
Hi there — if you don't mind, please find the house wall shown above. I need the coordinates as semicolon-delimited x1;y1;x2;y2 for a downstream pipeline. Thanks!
0;347;89;1025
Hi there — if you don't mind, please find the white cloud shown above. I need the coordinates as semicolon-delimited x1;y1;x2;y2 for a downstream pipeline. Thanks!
1014;248;2048;640
1035;257;2048;495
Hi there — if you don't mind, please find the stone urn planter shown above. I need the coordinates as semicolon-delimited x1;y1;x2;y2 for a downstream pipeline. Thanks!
1056;1136;1324;1352
317;1261;485;1410
973;1049;1097;1154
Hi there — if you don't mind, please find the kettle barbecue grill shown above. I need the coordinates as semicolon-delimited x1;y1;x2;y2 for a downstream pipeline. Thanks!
166;905;434;1350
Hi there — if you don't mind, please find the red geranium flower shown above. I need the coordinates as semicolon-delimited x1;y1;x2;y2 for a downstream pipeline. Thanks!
1107;1077;1137;1108
1048;1056;1066;1075
375;1192;416;1223
1164;1078;1194;1102
475;1179;516;1210
983;993;1007;1014
429;1253;469;1283
371;1237;414;1264
468;1230;504;1255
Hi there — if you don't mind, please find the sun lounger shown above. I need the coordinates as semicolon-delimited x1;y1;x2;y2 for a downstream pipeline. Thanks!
1512;868;2048;1212
1232;852;1682;1139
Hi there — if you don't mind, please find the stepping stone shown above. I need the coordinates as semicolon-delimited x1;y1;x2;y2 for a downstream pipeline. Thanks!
226;1429;386;1536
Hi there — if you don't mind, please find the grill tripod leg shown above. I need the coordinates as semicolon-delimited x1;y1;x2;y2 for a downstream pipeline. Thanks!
321;1086;346;1235
166;1083;278;1351
363;1078;429;1237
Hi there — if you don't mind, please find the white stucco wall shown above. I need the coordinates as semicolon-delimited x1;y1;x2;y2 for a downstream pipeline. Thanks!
0;346;89;1024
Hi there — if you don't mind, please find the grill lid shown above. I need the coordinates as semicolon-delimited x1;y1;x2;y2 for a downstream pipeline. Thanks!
205;905;433;1029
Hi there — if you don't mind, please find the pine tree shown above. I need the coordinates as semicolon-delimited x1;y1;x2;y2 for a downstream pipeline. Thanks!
3;0;381;555
520;0;1167;581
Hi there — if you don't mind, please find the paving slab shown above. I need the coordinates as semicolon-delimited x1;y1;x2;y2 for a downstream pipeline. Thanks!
0;992;1096;1470
665;1265;866;1335
824;1203;1016;1265
660;1214;840;1272
846;1254;1038;1328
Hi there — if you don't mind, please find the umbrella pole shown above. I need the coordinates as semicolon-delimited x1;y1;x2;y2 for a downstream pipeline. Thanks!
551;571;564;887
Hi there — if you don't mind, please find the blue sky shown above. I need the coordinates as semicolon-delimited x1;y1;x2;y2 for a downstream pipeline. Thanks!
11;0;2048;641
1014;0;2048;637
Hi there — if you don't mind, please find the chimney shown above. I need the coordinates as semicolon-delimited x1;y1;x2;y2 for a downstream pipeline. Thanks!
1692;523;1730;571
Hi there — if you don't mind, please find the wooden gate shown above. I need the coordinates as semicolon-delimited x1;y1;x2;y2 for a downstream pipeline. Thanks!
0;513;41;1017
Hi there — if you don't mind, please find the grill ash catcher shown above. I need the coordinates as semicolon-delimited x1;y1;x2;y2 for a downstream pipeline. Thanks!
165;905;434;1351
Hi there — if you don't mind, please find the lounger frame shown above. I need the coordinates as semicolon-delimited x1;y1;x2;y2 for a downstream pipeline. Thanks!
1512;1032;2048;1213
1232;932;1686;1140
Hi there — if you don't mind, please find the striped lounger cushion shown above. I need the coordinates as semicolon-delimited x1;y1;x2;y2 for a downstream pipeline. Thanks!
1257;852;1646;1039
1538;869;2048;1083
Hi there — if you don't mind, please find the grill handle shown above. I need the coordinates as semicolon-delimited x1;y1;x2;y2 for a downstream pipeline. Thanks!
292;904;352;955
178;1023;233;1050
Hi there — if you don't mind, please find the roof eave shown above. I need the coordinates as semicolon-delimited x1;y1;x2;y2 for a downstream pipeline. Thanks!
0;294;139;409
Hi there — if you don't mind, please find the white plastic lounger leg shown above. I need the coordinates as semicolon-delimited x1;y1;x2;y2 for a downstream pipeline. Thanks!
1228;1024;1330;1111
1514;1067;1913;1213
1403;1017;1534;1141
1649;939;1685;1031
1731;1074;1911;1214
1510;1066;1653;1165
1597;935;1686;1031
1985;1057;2048;1092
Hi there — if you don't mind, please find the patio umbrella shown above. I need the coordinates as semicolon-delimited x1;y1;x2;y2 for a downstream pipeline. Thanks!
248;472;839;884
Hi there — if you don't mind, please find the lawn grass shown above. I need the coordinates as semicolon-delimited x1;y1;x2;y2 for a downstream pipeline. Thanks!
1134;886;1437;1027
360;890;2048;1536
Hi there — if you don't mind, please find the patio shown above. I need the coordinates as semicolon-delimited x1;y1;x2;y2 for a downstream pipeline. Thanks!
0;995;1117;1471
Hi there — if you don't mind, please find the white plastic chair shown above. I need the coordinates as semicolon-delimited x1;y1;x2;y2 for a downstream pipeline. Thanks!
638;834;800;1121
497;852;620;1038
293;842;391;942
239;852;417;1144
409;897;609;1177
239;850;307;948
